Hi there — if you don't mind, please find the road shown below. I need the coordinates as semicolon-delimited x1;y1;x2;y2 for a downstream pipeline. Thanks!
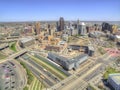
22;55;61;82
50;51;118;90
19;57;57;87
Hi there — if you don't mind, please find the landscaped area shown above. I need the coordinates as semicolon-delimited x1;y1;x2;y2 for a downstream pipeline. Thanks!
9;42;17;52
20;61;44;90
103;67;120;79
23;77;44;90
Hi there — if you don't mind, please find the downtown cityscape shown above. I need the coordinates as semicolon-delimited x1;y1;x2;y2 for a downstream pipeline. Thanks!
0;0;120;90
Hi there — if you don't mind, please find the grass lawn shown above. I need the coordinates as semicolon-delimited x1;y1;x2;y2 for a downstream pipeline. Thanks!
23;76;44;90
9;42;17;52
98;47;106;55
27;54;67;80
103;67;120;79
29;77;44;90
0;52;7;60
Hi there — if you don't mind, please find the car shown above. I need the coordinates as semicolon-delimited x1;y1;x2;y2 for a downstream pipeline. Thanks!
11;73;14;76
5;87;9;89
6;66;9;68
5;82;9;84
8;61;16;68
6;65;9;68
2;65;5;68
11;86;14;88
12;82;15;84
9;70;12;72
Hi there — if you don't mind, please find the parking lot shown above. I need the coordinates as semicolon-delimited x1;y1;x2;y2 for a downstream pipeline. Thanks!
0;61;26;90
90;38;115;48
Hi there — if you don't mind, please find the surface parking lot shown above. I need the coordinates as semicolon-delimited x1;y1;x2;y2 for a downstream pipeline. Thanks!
0;61;26;90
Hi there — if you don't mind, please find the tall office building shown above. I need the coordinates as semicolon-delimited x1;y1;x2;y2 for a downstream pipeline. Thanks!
48;24;55;36
77;19;80;25
78;22;87;35
59;17;64;31
35;22;41;35
102;22;111;33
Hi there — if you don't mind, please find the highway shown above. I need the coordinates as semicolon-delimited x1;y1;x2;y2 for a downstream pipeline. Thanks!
22;55;60;82
0;48;27;64
19;57;57;87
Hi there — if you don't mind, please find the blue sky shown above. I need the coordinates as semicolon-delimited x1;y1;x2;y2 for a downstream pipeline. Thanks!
0;0;120;21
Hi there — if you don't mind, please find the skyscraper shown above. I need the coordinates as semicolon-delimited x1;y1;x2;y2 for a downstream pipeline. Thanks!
77;19;80;25
78;22;87;35
59;17;64;31
35;22;41;35
102;22;111;33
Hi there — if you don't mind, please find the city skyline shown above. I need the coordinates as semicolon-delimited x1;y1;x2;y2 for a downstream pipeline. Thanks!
0;0;120;22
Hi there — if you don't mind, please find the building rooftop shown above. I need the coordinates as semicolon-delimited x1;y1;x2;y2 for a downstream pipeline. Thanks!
88;45;94;51
20;37;35;43
81;22;85;25
109;73;120;85
71;54;88;62
115;35;120;39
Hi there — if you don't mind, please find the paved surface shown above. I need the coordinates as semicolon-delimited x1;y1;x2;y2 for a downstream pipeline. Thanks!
0;60;27;90
50;51;118;90
19;56;59;88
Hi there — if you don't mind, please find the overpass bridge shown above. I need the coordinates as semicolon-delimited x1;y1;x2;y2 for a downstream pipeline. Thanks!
0;48;28;64
8;49;27;59
0;34;39;43
0;39;18;43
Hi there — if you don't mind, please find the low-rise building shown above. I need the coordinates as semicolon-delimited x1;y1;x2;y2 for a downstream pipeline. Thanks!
48;52;88;70
45;45;63;52
88;31;105;38
108;73;120;90
87;45;94;56
19;37;35;48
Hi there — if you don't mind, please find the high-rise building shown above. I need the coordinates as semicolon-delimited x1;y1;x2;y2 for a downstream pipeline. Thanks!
77;19;80;25
78;22;87;35
111;25;118;34
59;17;64;31
48;24;55;36
102;22;111;32
35;22;41;35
